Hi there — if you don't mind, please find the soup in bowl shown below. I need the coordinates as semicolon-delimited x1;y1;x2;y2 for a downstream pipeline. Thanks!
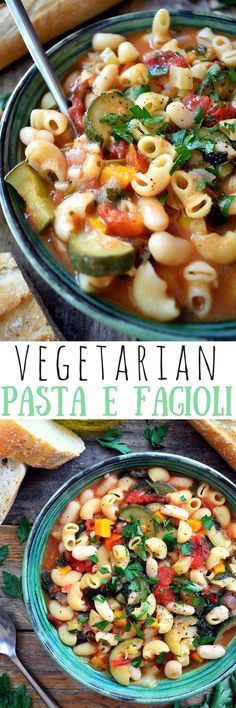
2;9;236;338
23;453;236;702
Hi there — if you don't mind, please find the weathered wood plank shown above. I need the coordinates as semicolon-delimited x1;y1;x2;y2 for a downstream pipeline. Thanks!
0;0;214;341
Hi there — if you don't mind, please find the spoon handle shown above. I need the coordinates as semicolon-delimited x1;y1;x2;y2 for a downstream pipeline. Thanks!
5;0;76;134
12;654;59;708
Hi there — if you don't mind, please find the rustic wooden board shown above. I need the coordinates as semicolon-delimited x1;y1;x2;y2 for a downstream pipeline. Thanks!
0;420;235;706
0;0;214;341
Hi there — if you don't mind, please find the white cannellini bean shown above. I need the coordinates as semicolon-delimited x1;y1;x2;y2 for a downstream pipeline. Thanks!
72;544;97;560
59;500;80;525
79;488;94;505
166;602;195;616
148;467;170;482
205;605;229;625
160;504;189;520
164;660;182;679
170;475;193;489
197;645;225;660
146;557;158;578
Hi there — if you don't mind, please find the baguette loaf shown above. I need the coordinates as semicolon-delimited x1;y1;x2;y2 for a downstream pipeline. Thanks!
0;0;119;70
0;253;59;340
0;420;85;468
190;419;236;471
0;458;26;524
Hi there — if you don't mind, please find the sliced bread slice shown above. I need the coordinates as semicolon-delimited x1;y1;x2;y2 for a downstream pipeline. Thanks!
0;420;85;469
190;419;236;470
0;458;26;524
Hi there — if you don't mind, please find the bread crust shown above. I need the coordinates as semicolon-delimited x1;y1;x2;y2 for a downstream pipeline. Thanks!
0;458;26;524
0;421;85;468
190;419;236;471
0;0;119;69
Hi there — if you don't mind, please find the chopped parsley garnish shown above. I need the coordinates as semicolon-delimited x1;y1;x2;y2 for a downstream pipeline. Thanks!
219;194;235;219
132;656;142;667
132;622;144;638
201;515;214;530
196;64;226;95
192;635;215;648
148;64;169;77
89;555;98;563
156;651;168;665
177;541;193;555
78;614;89;623
100;105;167;143
94;620;110;630
163;532;176;550
93;594;106;603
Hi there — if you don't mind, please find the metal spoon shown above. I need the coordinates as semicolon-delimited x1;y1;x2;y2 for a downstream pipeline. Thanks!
5;0;76;135
0;608;59;708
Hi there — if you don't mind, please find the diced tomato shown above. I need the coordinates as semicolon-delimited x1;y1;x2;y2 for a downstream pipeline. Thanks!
104;532;122;551
98;204;146;240
144;50;188;77
110;657;131;667
69;81;88;132
103;139;129;160
123;489;165;505
158;565;174;586
126;144;149;173
190;535;210;569
64;550;94;573
183;94;236;126
86;519;95;532
47;613;64;629
154;586;175;605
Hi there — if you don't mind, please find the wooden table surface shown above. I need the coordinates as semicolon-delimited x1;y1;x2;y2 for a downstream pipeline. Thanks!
0;420;235;707
1;0;234;341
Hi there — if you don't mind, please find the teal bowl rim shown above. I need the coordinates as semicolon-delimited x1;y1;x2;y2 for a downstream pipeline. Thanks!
22;451;236;703
1;10;236;341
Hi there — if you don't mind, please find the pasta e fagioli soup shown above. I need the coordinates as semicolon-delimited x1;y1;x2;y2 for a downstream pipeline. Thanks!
42;465;236;688
5;9;236;324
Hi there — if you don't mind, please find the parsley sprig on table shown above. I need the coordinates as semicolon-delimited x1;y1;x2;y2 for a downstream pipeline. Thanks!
100;104;167;143
144;422;168;448
0;545;9;564
0;673;32;708
17;516;32;545
1;571;23;599
96;428;131;454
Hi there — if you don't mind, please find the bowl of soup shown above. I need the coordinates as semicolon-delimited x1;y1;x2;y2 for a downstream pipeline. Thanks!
22;452;236;702
1;9;236;340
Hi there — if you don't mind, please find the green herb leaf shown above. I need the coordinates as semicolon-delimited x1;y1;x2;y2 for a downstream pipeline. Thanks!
181;580;202;593
89;555;98;563
78;614;89;623
106;187;126;202
93;594;106;603
220;194;235;219
144;423;168;448
96;429;131;454
193;635;215;648
201;515;214;530
0;673;32;707
99;567;109;574
94;620;110;630
148;64;168;77
156;651;168;665
132;621;144;638
124;85;151;101
0;545;9;564
132;656;142;667
2;571;23;599
177;541;193;556
158;191;168;205
163;532;176;550
17;516;32;544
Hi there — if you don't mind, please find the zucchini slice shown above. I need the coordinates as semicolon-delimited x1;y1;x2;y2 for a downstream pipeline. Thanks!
109;638;143;686
119;504;158;536
215;617;236;643
69;230;136;276
5;161;54;232
84;91;132;144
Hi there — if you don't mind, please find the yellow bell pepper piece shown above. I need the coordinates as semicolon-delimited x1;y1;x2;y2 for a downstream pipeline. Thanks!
213;562;225;575
88;216;107;232
101;164;136;188
114;610;127;627
155;511;165;522
94;518;111;537
91;655;108;670
192;650;203;664
55;565;71;575
187;519;202;532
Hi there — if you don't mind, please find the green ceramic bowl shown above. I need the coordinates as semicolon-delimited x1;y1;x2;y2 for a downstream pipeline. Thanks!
22;452;236;703
1;11;236;341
